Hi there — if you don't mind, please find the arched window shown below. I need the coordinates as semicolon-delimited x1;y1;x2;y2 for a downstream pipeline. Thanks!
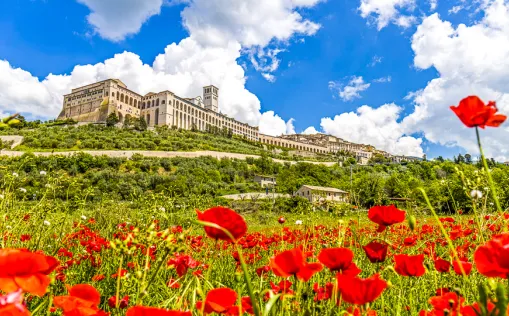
130;97;133;106
142;102;145;109
155;108;159;125
152;100;155;107
121;94;124;103
156;99;159;106
112;92;115;98
116;93;119;100
134;100;137;108
161;100;165;105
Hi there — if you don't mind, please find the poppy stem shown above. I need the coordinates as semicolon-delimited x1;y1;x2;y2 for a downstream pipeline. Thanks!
475;127;503;214
419;188;468;281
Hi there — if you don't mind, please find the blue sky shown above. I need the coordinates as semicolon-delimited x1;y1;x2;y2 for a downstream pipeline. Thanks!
1;0;508;160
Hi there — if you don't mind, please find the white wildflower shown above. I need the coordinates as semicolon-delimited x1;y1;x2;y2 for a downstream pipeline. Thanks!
81;215;87;220
43;220;50;226
470;190;483;200
6;225;12;230
45;184;51;188
295;220;303;225
19;188;26;193
40;171;47;176
12;172;18;177
159;207;166;212
0;194;4;199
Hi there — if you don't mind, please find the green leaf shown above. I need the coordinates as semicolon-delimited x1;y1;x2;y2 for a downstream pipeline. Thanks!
263;293;282;316
477;283;489;315
495;283;508;316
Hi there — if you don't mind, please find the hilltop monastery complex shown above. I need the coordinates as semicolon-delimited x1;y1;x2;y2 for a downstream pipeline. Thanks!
58;79;421;164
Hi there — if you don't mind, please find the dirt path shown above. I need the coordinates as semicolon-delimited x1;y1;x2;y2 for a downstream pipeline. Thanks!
0;149;337;166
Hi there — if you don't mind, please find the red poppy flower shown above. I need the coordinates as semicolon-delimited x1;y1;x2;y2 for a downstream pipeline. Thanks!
368;205;406;232
53;284;105;316
425;292;464;315
0;290;30;316
167;254;199;277
196;288;237;315
127;306;191;316
241;296;254;315
362;241;388;263
450;96;507;129
318;248;361;275
474;232;509;278
394;254;426;277
0;248;59;296
336;273;387;305
453;260;473;276
434;258;450;273
313;282;334;301
196;207;247;241
270;247;323;281
108;295;129;309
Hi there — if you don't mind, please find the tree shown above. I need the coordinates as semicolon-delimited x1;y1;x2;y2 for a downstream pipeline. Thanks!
436;156;445;162
465;153;472;164
106;113;120;127
137;117;148;131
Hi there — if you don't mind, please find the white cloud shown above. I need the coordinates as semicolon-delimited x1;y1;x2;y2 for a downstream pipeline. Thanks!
0;0;322;135
261;73;277;83
330;76;371;101
77;0;164;41
395;15;417;28
302;126;319;134
373;76;392;83
448;5;463;14
320;103;424;156
359;0;416;30
404;0;509;160
181;0;322;48
286;118;296;134
258;111;295;136
369;55;383;67
430;0;438;11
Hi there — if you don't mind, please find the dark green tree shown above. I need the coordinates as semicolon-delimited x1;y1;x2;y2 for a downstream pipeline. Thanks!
106;112;120;127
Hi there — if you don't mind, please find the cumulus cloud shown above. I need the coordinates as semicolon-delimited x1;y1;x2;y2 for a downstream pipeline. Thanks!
403;0;509;160
302;126;319;134
359;0;416;30
320;103;424;157
329;76;371;101
258;111;296;136
286;118;296;134
77;0;164;41
0;0;322;135
181;0;322;48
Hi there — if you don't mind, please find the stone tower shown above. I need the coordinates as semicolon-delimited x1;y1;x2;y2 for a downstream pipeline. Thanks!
203;85;219;113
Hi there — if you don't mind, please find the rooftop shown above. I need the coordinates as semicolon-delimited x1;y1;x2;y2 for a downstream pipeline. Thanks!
302;185;348;194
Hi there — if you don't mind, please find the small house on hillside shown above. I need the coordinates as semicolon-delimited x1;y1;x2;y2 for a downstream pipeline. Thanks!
254;175;277;187
294;185;349;203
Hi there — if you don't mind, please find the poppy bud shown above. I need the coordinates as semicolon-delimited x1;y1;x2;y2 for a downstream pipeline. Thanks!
408;215;416;231
235;271;242;282
278;217;285;224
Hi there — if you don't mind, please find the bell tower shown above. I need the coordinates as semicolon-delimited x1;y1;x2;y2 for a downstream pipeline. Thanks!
203;85;219;113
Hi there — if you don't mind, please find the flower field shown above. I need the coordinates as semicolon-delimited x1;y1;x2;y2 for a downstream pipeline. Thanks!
2;199;509;316
0;95;509;315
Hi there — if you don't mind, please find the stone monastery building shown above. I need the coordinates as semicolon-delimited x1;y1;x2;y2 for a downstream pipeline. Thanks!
58;79;422;164
58;79;259;141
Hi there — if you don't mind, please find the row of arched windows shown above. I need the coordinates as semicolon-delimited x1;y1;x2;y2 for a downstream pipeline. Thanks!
261;137;327;154
113;91;139;109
